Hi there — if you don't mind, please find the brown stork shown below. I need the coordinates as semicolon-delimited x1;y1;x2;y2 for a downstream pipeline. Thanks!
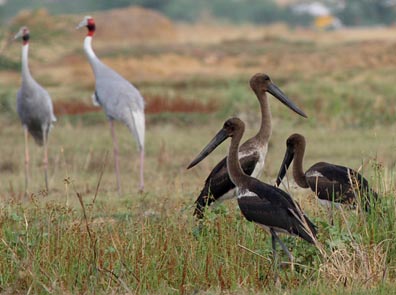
188;118;317;265
276;133;378;215
188;73;306;218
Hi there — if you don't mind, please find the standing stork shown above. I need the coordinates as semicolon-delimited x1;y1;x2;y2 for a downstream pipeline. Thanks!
15;26;56;193
188;118;317;266
187;73;307;218
276;133;378;214
77;16;145;193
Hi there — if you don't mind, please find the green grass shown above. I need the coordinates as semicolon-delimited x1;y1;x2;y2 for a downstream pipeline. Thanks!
0;171;395;294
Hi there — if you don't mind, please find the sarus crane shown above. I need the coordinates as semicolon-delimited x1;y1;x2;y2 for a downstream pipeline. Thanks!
77;16;145;193
15;26;56;193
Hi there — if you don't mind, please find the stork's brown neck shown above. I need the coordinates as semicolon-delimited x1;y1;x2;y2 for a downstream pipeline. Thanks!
292;143;309;188
227;127;250;187
255;91;272;143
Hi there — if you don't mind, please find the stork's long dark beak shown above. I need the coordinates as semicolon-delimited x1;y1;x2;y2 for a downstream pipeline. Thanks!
275;146;295;186
267;83;307;118
187;129;229;169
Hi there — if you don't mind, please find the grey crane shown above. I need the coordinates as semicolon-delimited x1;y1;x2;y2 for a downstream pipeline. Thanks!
76;16;145;193
15;26;56;193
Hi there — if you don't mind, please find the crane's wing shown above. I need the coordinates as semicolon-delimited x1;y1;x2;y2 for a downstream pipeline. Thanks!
92;92;101;106
95;70;145;150
17;79;56;145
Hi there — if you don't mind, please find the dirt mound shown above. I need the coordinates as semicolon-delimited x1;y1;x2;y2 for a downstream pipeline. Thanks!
9;9;69;42
92;6;176;43
10;6;176;44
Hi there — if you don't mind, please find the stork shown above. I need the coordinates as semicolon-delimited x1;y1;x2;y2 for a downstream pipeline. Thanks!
77;16;145;193
15;26;56;193
188;118;317;266
276;133;378;215
187;73;307;218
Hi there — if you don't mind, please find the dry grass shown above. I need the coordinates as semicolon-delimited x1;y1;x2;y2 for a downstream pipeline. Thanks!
319;242;388;288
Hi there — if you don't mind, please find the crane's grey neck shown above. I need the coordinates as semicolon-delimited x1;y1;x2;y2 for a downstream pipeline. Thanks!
292;143;309;188
255;91;272;143
83;36;101;73
21;44;32;82
227;129;249;187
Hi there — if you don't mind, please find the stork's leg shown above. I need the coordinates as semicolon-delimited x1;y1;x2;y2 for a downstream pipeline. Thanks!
139;148;144;192
271;229;294;271
43;131;49;192
271;230;278;263
270;229;281;285
110;120;121;195
23;127;29;196
329;206;334;226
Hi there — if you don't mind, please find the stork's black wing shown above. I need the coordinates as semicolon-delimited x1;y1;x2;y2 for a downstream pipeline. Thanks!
193;152;260;218
306;162;377;210
238;179;317;244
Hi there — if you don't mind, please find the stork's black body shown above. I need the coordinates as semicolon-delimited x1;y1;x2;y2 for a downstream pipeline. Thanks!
276;134;378;211
188;118;317;265
237;178;316;244
188;73;307;219
193;142;263;218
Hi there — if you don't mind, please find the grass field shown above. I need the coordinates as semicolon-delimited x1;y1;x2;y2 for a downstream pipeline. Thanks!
1;8;396;294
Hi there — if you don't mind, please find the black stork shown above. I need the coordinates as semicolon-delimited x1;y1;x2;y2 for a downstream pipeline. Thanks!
187;73;307;218
188;118;317;265
276;133;378;213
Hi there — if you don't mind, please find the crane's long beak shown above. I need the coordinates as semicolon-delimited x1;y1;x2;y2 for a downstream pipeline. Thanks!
187;129;229;169
267;83;307;118
76;19;87;30
275;146;295;186
14;29;23;40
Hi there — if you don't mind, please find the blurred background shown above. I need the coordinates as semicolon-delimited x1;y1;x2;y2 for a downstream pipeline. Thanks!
0;0;395;194
2;0;396;27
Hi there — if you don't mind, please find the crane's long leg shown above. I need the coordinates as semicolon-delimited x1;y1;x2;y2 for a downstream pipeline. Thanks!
139;148;144;192
271;229;294;271
43;130;49;192
110;120;121;195
24;127;29;196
